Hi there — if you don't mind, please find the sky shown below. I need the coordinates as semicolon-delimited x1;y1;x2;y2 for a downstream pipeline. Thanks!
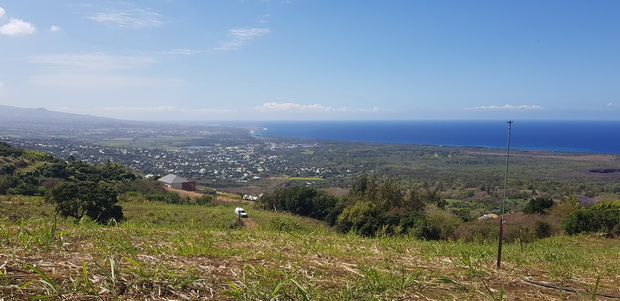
0;1;619;121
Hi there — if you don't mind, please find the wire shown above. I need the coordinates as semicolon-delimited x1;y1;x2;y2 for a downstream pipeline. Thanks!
522;278;620;299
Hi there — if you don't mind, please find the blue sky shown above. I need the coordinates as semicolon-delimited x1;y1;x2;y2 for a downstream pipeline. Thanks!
0;1;618;121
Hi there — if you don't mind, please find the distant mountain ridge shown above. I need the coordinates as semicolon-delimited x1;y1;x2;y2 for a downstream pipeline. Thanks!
0;105;131;126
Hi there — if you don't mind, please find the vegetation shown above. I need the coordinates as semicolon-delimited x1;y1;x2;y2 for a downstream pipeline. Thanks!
46;181;123;223
522;197;555;214
562;200;620;237
1;196;620;300
2;142;620;299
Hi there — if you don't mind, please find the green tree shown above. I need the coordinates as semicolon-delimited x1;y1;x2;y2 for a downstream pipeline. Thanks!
46;181;123;223
523;197;555;214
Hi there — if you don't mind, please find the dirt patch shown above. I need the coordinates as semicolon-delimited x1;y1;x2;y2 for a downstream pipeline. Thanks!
241;218;258;229
164;187;206;199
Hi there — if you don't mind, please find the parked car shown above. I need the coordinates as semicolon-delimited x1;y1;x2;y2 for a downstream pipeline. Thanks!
235;207;248;218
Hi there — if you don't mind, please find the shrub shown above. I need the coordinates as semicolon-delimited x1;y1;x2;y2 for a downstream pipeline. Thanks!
412;209;462;240
523;198;555;214
46;181;123;224
534;221;552;238
562;200;620;237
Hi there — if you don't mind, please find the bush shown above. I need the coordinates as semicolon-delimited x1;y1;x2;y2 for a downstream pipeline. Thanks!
412;209;462;240
258;186;338;221
534;221;552;238
523;198;555;214
562;200;620;237
46;181;123;224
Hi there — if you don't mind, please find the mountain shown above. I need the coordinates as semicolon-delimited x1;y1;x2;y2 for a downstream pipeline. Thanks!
0;105;132;126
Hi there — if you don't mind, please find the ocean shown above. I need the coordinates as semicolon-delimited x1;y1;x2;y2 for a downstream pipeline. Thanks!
248;120;620;154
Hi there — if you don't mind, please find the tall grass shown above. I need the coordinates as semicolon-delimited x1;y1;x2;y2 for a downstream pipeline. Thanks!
1;198;619;299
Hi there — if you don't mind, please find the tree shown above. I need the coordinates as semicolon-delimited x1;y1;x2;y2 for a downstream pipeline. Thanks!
46;181;123;223
523;197;555;214
258;186;338;221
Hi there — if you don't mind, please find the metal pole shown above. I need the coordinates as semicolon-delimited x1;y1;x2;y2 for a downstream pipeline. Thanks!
497;120;513;269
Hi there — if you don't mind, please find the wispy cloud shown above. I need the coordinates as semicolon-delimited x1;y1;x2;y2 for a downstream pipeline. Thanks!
215;27;270;50
259;13;271;24
469;104;544;111
0;82;5;97
0;7;5;18
606;102;616;110
50;25;61;32
0;18;36;36
88;9;163;29
29;53;155;71
256;102;347;113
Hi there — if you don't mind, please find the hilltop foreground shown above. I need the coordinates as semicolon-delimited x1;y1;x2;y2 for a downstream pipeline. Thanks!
1;197;619;300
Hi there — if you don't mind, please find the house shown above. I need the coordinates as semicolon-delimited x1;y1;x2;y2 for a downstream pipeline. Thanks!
158;174;196;191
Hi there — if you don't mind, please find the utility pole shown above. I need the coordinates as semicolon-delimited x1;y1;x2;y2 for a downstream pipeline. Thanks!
497;120;513;269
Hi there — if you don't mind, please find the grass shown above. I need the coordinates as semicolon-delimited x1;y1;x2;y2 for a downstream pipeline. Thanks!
1;197;620;300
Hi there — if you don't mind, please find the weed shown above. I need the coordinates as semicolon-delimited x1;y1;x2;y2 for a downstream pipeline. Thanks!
20;216;61;252
20;264;62;299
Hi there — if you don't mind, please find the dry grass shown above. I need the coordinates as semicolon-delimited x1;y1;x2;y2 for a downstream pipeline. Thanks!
1;198;620;300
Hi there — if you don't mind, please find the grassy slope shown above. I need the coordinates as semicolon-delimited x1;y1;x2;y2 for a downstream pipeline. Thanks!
1;196;619;300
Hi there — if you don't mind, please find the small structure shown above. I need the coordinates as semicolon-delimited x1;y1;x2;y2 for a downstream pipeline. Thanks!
158;174;196;191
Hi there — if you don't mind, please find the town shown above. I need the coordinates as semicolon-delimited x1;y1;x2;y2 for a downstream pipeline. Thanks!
2;136;345;187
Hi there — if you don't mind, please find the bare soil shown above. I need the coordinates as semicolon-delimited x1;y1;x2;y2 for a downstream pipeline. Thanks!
241;218;258;229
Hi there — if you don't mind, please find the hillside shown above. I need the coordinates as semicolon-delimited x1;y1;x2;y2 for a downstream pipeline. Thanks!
2;137;620;299
1;196;619;300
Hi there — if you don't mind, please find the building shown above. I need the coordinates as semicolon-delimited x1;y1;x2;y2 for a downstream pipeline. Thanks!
157;174;196;191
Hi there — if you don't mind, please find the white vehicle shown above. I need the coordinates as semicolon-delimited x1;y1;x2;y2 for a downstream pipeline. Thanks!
235;207;248;218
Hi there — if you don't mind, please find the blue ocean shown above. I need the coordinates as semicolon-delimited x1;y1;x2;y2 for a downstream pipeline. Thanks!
248;120;620;154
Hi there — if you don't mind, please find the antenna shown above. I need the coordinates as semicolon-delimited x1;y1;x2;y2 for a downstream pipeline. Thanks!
497;120;513;269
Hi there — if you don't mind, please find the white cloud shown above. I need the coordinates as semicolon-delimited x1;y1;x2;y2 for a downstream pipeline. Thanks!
469;104;544;111
0;18;36;36
88;9;163;28
50;25;61;32
215;27;270;50
607;102;616;110
29;53;155;71
0;7;5;18
259;13;271;24
0;82;5;97
256;102;347;113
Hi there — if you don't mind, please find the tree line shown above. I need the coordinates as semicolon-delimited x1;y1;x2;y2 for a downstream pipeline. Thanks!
258;175;461;239
258;174;620;239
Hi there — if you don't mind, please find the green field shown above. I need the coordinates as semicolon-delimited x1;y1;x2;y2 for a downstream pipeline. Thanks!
100;137;200;149
1;196;619;300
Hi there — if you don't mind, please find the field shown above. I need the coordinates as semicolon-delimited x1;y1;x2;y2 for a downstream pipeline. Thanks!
1;196;619;300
